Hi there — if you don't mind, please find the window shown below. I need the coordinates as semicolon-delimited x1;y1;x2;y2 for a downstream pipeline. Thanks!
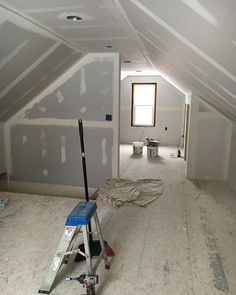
131;83;157;127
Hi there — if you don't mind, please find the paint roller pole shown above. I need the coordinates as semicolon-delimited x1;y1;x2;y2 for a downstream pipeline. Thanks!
78;119;92;237
78;119;89;202
75;119;115;262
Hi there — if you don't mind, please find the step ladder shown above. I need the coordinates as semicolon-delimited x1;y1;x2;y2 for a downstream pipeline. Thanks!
38;201;110;294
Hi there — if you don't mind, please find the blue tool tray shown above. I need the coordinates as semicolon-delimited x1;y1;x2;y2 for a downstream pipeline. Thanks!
65;201;97;226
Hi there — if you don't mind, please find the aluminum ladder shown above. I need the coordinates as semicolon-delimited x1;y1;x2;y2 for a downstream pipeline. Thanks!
38;201;109;294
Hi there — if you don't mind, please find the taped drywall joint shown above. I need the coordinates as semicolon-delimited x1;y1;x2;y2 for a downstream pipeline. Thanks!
80;67;87;95
129;0;236;82
56;91;64;104
80;105;87;113
43;169;48;177
0;40;29;70
181;0;217;26
22;135;27;144
60;135;66;164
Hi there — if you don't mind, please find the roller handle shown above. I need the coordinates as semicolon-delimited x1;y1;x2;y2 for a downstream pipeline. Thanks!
78;119;89;203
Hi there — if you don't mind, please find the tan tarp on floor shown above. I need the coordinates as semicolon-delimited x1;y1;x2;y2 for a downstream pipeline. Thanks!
97;178;164;207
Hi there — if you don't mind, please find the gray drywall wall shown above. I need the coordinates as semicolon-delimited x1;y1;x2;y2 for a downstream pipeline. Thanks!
228;122;236;193
187;94;231;181
25;58;114;121
0;123;6;174
10;124;113;187
120;75;185;145
8;53;119;189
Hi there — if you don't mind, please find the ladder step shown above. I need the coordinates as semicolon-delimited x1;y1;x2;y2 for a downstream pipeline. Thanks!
65;201;97;226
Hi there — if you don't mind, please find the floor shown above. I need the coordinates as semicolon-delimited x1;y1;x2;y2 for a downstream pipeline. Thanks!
0;145;236;295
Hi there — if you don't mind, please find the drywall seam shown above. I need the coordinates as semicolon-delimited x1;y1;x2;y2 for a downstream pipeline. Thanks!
10;118;114;128
146;28;208;77
0;6;8;24
24;5;85;14
181;0;217;26
0;2;85;52
112;53;120;177
7;53;117;125
120;106;183;111
0;42;61;99
59;22;117;30
71;36;130;41
106;0;154;70
0;40;29;70
129;0;236;82
139;31;236;111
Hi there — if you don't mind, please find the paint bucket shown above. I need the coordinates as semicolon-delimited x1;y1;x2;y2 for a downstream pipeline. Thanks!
132;142;144;156
147;146;159;159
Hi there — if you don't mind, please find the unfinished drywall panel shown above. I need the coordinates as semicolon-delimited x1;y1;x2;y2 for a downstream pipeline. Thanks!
0;123;6;174
187;94;232;181
24;57;114;121
228;122;236;193
120;75;185;145
10;124;113;187
6;53;120;192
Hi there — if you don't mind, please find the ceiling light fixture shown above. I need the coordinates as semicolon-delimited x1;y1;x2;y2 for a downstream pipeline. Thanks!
66;15;82;21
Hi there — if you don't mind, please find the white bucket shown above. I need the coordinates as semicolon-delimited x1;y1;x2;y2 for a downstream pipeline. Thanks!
132;141;144;156
147;146;159;159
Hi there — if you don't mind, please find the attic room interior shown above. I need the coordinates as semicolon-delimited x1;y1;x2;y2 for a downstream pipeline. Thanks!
0;0;235;294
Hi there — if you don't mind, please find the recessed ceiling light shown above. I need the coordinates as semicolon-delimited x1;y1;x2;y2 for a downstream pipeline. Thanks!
66;15;82;21
124;60;131;63
106;45;113;49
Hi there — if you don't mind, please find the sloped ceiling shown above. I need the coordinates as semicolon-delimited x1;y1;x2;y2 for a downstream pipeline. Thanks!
0;3;84;121
0;0;235;121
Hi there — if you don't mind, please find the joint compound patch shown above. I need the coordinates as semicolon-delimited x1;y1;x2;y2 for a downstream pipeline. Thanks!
22;135;28;144
56;90;64;104
43;169;48;177
60;135;66;164
42;148;47;158
38;105;46;112
80;105;87;113
101;138;107;166
80;67;87;95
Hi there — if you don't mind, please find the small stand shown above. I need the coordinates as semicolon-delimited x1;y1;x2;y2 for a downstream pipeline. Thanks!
38;201;110;295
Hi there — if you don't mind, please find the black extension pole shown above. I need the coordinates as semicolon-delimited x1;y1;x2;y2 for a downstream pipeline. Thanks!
75;119;114;262
78;119;92;238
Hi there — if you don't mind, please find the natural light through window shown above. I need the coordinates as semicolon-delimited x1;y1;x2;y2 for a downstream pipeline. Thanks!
131;83;157;127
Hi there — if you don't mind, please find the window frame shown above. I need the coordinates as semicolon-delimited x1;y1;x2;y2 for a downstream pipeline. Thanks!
131;82;157;127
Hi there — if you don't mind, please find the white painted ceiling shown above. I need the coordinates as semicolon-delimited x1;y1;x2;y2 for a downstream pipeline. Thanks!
0;0;235;121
